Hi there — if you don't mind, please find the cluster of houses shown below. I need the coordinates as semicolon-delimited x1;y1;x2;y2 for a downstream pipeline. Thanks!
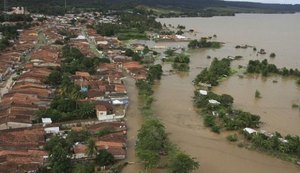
0;11;150;172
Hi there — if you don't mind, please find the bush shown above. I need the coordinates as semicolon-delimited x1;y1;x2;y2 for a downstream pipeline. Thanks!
227;134;238;142
255;90;261;98
211;125;221;134
270;52;276;58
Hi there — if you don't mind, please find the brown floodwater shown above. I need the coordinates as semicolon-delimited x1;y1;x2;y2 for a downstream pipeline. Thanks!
151;14;300;173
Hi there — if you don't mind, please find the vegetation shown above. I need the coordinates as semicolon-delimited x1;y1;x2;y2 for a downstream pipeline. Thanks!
270;52;276;58
247;132;300;162
96;150;115;166
136;118;168;169
246;59;300;77
37;46;105;122
2;0;300;17
188;38;222;49
95;12;161;39
194;58;231;86
297;79;300;85
0;14;33;22
73;163;94;173
227;134;238;142
169;152;199;173
172;53;190;71
61;45;102;74
194;90;261;133
44;136;72;173
135;63;199;171
0;22;31;51
96;128;112;137
255;90;261;98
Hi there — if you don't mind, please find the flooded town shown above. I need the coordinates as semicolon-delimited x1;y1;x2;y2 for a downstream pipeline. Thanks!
0;0;300;173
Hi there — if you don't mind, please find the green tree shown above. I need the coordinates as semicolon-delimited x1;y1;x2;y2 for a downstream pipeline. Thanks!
49;143;71;173
136;119;168;169
96;150;115;166
169;152;199;173
86;138;97;158
73;163;94;173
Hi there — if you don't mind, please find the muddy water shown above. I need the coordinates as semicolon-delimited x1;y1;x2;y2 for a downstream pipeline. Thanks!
152;14;300;173
122;77;144;173
157;14;300;135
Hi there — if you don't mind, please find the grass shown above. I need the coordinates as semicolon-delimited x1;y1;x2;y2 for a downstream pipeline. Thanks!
117;32;148;40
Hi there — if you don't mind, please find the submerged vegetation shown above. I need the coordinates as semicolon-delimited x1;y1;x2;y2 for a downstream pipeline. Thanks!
247;59;300;77
135;64;199;172
194;58;231;86
194;59;300;164
188;38;222;49
194;91;261;133
172;53;190;71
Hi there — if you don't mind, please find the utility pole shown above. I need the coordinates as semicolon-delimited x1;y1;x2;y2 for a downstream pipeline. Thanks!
64;0;67;10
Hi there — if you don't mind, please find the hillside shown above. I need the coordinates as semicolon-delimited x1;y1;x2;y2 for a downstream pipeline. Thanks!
1;0;300;15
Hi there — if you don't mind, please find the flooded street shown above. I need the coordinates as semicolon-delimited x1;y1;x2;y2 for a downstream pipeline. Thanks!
151;14;300;172
122;77;144;173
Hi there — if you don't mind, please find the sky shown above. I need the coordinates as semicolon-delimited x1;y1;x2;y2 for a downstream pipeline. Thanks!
225;0;300;4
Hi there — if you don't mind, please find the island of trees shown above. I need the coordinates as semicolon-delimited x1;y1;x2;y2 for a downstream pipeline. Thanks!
194;58;231;86
188;38;222;49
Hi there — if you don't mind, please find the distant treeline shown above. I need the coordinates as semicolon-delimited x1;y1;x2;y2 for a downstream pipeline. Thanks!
1;0;300;15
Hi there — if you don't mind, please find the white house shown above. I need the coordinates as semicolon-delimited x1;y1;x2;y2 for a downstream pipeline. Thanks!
44;127;60;134
41;118;52;126
208;99;220;105
199;90;208;96
243;128;257;135
96;104;114;121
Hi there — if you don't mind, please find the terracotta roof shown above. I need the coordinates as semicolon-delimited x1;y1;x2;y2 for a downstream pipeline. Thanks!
95;141;123;148
0;127;45;150
96;104;107;112
0;149;47;173
73;144;87;154
114;84;126;93
123;61;143;69
87;89;105;98
87;122;126;133
75;71;91;78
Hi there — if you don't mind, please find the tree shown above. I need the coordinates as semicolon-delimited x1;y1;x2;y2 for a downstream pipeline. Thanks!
49;143;71;173
86;138;97;158
96;150;115;166
255;90;261;98
220;94;234;107
136;119;168;169
73;163;94;173
169;152;199;173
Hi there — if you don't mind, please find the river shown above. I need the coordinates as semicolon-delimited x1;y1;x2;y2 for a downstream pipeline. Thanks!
151;14;300;173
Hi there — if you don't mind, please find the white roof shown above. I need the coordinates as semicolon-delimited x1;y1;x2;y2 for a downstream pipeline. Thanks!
44;127;60;134
76;35;86;40
112;100;123;105
97;41;108;45
243;128;257;134
175;35;186;39
199;90;208;95
41;118;52;124
208;99;220;105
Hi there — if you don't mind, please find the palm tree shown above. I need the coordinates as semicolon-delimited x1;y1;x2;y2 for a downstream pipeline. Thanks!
86;138;97;158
